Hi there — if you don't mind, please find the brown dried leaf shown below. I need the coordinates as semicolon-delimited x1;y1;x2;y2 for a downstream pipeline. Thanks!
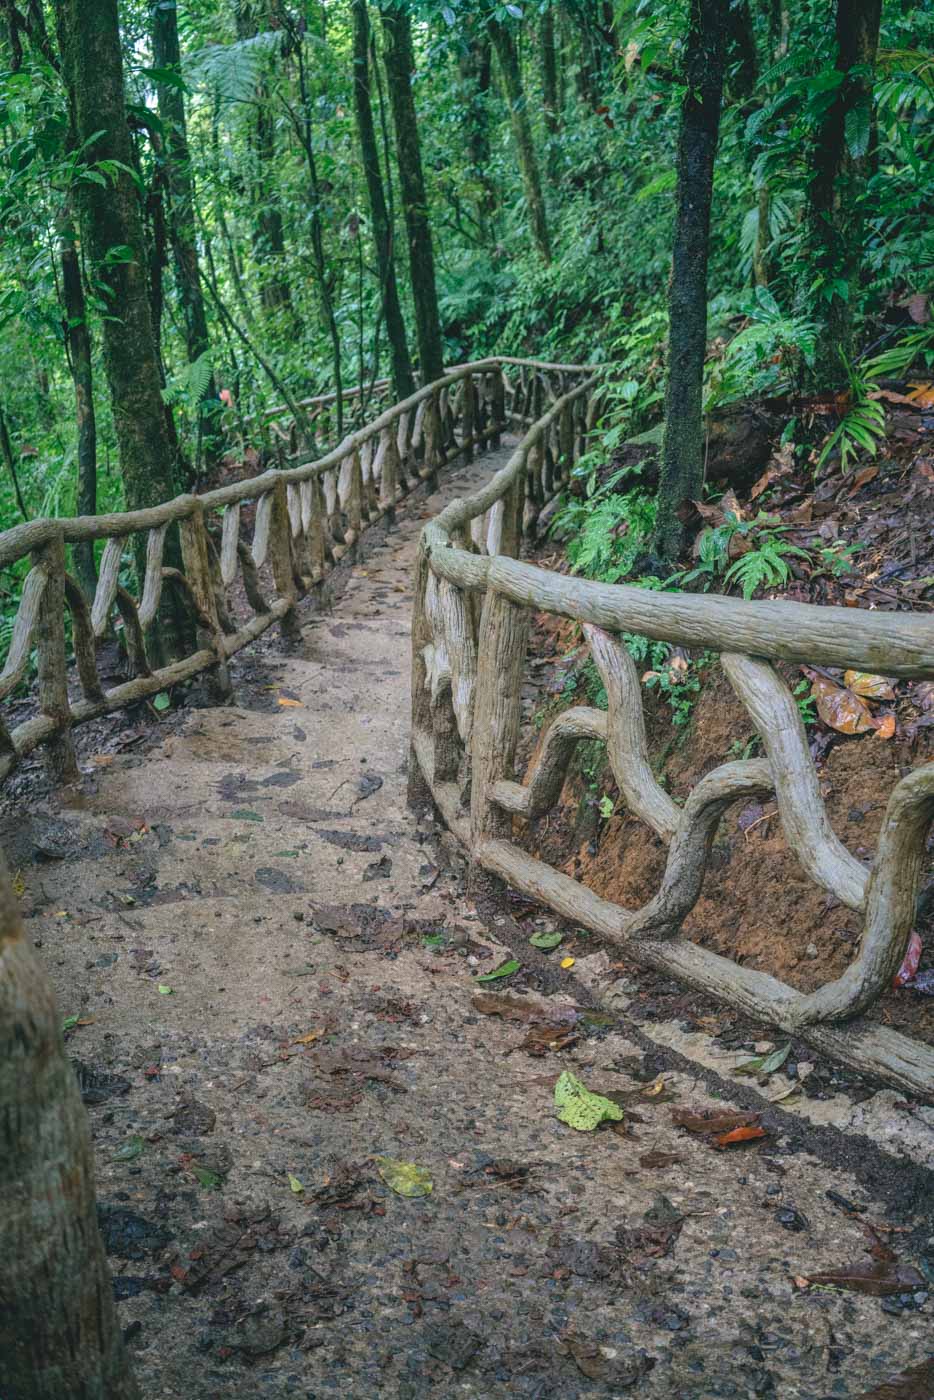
473;993;559;1023
714;1124;767;1148
906;381;934;409
639;1150;683;1169
843;670;895;700
906;292;930;325
871;713;896;740
801;1261;924;1296
810;674;875;735
850;1358;934;1399
671;1107;760;1135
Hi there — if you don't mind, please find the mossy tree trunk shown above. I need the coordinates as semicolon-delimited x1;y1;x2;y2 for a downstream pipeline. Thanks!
489;18;551;263
458;26;497;233
800;0;882;386
55;0;182;515
352;0;415;400
540;5;560;180
151;0;220;477
653;0;728;562
0;856;140;1400
380;5;445;384
58;207;98;599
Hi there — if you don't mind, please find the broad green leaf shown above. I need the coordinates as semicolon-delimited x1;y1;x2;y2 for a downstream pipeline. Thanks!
475;959;520;983
194;1166;222;1190
735;1042;791;1077
153;692;170;712
374;1156;432;1197
62;1013;80;1032
112;1135;145;1162
554;1071;623;1131
529;930;564;951
231;809;263;821
288;1173;305;1194
157;984;173;995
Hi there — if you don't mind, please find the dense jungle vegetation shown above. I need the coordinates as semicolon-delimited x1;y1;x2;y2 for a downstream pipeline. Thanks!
0;0;931;638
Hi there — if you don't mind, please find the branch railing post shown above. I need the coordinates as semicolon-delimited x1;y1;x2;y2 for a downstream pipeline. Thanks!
268;479;302;644
32;531;79;786
491;368;505;449
179;501;232;700
469;586;529;846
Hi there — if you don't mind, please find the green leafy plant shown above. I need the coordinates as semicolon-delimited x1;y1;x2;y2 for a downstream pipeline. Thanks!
816;358;887;473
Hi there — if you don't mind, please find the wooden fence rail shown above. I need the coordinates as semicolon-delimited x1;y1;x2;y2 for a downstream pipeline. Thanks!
410;374;934;1102
0;357;589;786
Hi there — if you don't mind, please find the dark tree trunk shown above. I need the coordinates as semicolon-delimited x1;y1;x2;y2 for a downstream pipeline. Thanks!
653;0;728;561
458;28;497;231
58;209;97;599
151;0;220;475
380;5;445;384
0;856;140;1400
489;19;551;263
801;0;882;384
234;1;294;316
541;6;559;147
55;0;181;514
352;0;414;400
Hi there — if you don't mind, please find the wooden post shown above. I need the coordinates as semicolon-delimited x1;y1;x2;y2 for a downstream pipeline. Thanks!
461;373;476;465
378;425;400;519
559;401;574;484
424;390;441;490
407;541;435;809
179;502;232;698
469;586;529;846
268;478;302;644
32;532;79;786
491;367;505;449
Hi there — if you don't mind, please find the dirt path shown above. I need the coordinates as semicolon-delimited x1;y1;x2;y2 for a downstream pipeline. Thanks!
4;447;933;1399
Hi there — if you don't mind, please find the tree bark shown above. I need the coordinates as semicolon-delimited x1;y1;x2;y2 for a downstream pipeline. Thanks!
380;5;445;384
352;0;414;400
654;0;728;561
489;18;551;263
234;1;294;316
458;27;497;232
0;855;140;1400
55;0;181;514
540;5;559;177
801;0;882;383
150;0;220;476
58;209;97;599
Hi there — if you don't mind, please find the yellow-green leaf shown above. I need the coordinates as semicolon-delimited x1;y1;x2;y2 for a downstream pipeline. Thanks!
554;1071;623;1131
374;1156;433;1197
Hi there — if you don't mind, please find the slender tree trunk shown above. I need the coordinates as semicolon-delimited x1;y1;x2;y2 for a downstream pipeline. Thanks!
55;0;181;513
801;0;882;383
150;0;220;475
352;0;414;400
653;0;728;561
380;5;445;384
234;1;294;316
541;5;559;178
0;856;140;1400
458;29;497;233
58;209;97;599
489;18;551;263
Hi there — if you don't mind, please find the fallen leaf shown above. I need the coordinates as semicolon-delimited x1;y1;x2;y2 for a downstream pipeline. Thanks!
193;1166;222;1190
872;713;896;739
672;1107;761;1135
374;1156;432;1197
560;956;575;970
529;929;564;951
230;809;263;822
291;1027;327;1046
714;1125;767;1148
277;696;303;708
906;381;934;409
639;1151;683;1168
157;984;174;996
111;1135;145;1162
800;1260;924;1296
516;1023;579;1056
473;993;567;1022
734;1043;791;1078
554;1071;623;1132
475;959;521;983
810;673;875;734
843;670;895;700
288;1173;305;1194
893;929;922;987
849;1358;934;1398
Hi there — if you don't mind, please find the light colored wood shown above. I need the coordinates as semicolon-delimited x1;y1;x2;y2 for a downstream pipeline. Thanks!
470;588;529;844
138;524;168;629
90;536;124;637
0;567;47;701
32;533;78;785
251;491;274;568
63;575;105;703
490;705;606;818
722;653;868;909
219;504;241;587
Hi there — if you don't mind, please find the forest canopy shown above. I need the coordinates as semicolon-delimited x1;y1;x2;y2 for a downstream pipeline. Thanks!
0;0;931;603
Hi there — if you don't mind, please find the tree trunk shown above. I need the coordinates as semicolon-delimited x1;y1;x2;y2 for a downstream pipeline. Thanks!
352;0;414;400
489;19;551;263
653;0;728;561
151;0;220;476
234;1;294;316
0;856;140;1400
801;0;882;384
55;0;181;514
541;6;559;168
58;209;97;599
458;28;497;232
380;5;445;384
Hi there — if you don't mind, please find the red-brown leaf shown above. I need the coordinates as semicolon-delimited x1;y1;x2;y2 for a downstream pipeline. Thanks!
810;674;875;735
800;1261;924;1296
713;1124;767;1148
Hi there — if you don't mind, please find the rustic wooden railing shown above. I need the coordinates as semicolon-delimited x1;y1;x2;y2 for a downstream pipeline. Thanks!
410;374;934;1102
0;357;589;788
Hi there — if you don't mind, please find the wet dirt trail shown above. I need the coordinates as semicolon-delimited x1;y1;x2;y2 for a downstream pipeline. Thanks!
4;446;933;1400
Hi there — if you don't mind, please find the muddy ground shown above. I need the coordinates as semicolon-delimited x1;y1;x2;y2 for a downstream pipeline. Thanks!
2;446;933;1399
